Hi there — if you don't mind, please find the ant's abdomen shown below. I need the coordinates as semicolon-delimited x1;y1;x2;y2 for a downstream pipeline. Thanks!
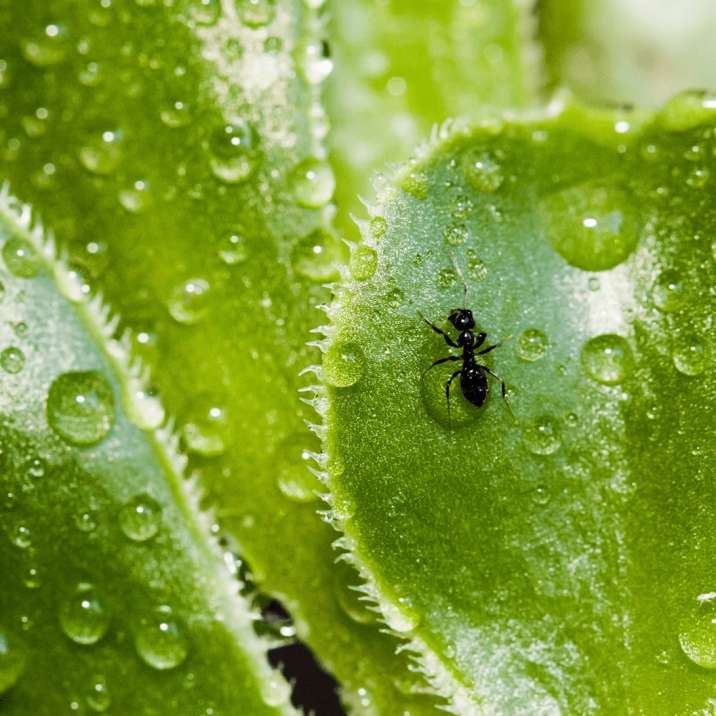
461;365;488;407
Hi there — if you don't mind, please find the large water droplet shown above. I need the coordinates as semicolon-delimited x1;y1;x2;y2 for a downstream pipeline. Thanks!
3;238;40;278
349;245;377;281
167;278;211;325
679;593;716;669
86;675;111;712
651;270;685;312
523;415;561;455
21;24;70;66
120;494;161;542
0;347;25;374
238;0;275;27
134;606;189;670
79;128;124;175
276;433;322;503
673;337;707;376
209;121;259;184
581;334;633;385
323;341;364;388
462;149;503;192
517;329;548;362
290;158;335;208
291;228;340;282
0;628;26;695
181;396;229;457
539;182;640;271
60;583;111;645
47;371;115;446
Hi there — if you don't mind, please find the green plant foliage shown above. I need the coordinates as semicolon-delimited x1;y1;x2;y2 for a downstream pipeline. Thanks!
319;95;716;712
0;189;294;714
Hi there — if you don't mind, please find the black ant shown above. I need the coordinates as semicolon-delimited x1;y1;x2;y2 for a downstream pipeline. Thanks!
419;259;512;427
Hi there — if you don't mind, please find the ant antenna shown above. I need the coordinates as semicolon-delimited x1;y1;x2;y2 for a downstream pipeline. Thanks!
447;250;468;307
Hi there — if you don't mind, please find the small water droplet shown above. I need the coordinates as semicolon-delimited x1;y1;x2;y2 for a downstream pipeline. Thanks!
0;347;25;374
437;267;456;288
21;24;70;66
261;675;291;706
291;228;340;281
160;99;192;128
118;179;153;214
62;263;92;303
79;128;124;175
189;0;221;25
218;230;249;265
290;158;335;208
382;598;419;633
673;337;707;376
349;245;377;281
23;565;40;590
181;396;229;457
332;563;375;625
299;39;333;84
517;329;548;362
323;341;364;388
581;334;633;385
168;278;211;325
209;120;259;184
238;0;275;27
686;166;710;188
652;270;685;312
462;149;503;192
276;433;322;503
78;61;102;87
3;238;40;278
588;276;600;291
443;224;468;247
60;583;111;645
400;171;427;200
0;628;26;694
370;216;386;238
86;675;111;712
532;484;550;505
134;605;189;670
658;90;716;132
75;510;98;533
523;415;561;455
679;593;716;669
8;521;32;549
26;457;44;478
47;371;115;446
386;287;403;308
119;494;161;542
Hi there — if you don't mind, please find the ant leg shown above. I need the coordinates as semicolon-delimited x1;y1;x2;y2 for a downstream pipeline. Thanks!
482;366;515;421
417;311;459;348
423;355;460;376
473;332;487;350
477;342;501;356
445;369;462;429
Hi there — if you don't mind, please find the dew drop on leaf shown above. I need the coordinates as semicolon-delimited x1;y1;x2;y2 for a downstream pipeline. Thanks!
652;269;686;312
443;223;468;246
580;334;633;385
679;594;716;669
47;371;115;447
462;149;504;193
349;245;377;281
290;158;335;208
523;415;561;455
59;583;111;645
672;337;707;376
437;266;456;288
238;0;276;27
332;563;375;625
0;347;25;374
517;329;548;362
21;24;70;67
160;99;192;128
0;628;26;695
323;341;364;388
167;278;211;325
291;228;340;281
189;0;221;25
118;179;153;214
260;675;291;706
369;216;386;238
299;39;333;85
79;128;124;175
119;494;162;542
276;433;322;503
218;230;249;265
74;510;98;533
181;396;229;457
209;120;259;184
134;606;189;670
3;238;40;278
86;675;111;713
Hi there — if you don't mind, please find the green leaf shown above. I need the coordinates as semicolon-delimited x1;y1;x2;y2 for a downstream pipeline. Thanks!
0;1;438;711
319;95;716;712
0;188;293;714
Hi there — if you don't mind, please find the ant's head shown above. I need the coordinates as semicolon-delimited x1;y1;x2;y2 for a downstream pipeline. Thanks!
448;308;474;331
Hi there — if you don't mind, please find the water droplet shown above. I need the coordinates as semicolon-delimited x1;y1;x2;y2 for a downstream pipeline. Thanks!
168;278;211;325
189;0;221;25
539;182;640;271
382;598;419;633
517;329;548;362
686;166;710;188
443;224;468;247
370;216;386;238
218;230;249;265
386;287;403;308
86;675;111;712
26;457;45;478
276;433;322;503
8;521;31;549
75;510;98;533
290;158;335;208
658;90;716;132
332;563;375;624
124;382;165;430
47;371;115;447
349;245;377;281
581;334;633;385
238;0;275;27
400;171;428;200
134;605;189;670
120;494;161;542
523;416;561;455
23;566;40;589
0;59;12;89
679;593;716;669
437;267;456;288
0;347;24;374
299;40;333;84
118;179;153;214
209;120;259;184
181;396;229;457
21;24;70;67
78;61;102;87
291;229;340;281
462;149;503;192
652;270;686;312
3;238;40;278
0;628;26;694
62;263;92;303
79;128;124;175
60;583;111;645
323;341;364;388
673;337;707;376
160;99;192;128
588;276;600;291
261;675;291;706
465;249;487;280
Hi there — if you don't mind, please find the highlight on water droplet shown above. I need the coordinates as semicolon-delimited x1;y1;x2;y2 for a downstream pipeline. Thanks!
651;269;685;312
120;494;162;542
517;329;548;362
3;238;40;278
79;128;124;175
0;347;25;374
181;395;230;457
118;179;153;214
86;675;111;713
261;675;291;707
167;278;211;325
134;605;189;670
0;628;26;695
462;148;504;193
21;24;70;67
209;120;259;184
238;0;275;27
523;415;561;455
59;583;111;645
679;592;716;669
290;158;335;208
299;39;333;85
539;181;640;271
218;229;249;265
672;336;707;376
349;245;378;281
291;228;340;282
323;340;364;388
276;433;322;503
581;334;633;385
47;371;115;447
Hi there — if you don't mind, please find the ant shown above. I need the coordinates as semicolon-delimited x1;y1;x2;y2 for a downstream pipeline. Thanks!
419;258;513;427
